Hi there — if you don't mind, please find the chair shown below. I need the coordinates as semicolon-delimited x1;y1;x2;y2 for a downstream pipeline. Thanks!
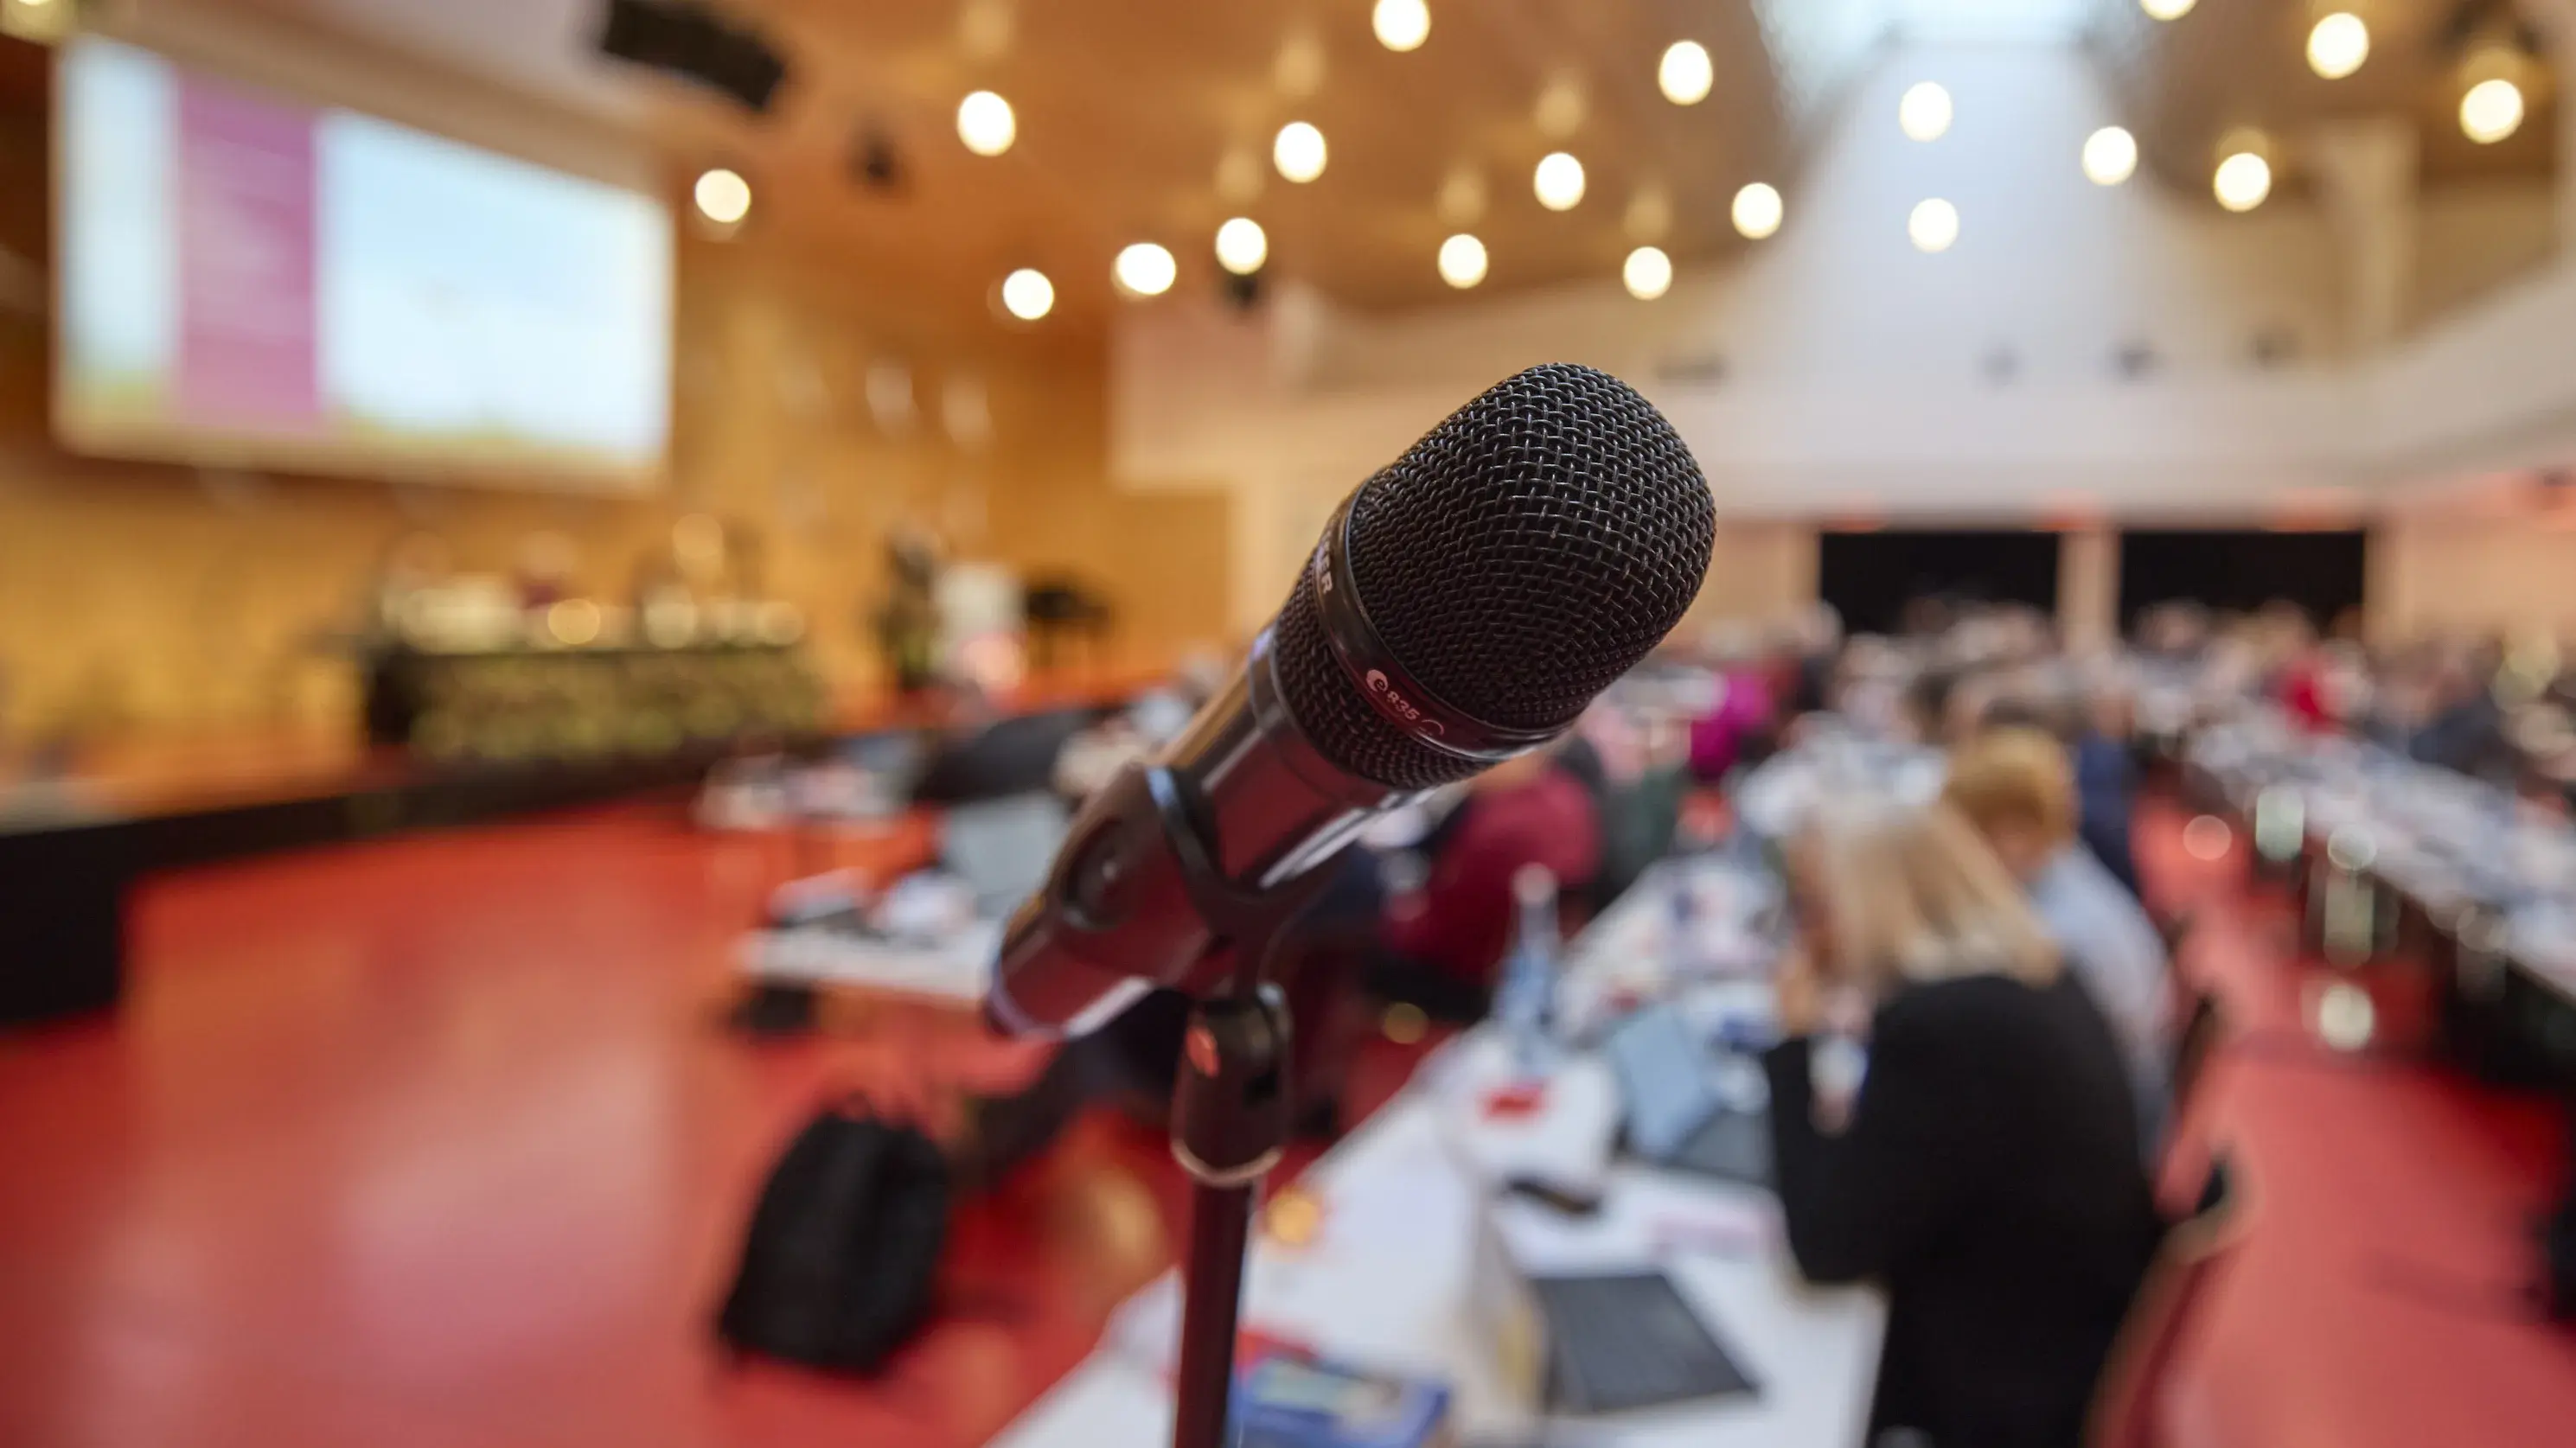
2087;1152;2254;1448
2151;906;2196;961
2166;985;2228;1133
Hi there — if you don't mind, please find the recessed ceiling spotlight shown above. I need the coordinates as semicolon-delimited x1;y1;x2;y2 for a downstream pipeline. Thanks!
2214;150;2271;212
956;90;1015;156
1274;31;1326;97
1659;41;1712;105
1436;167;1486;226
1533;151;1585;211
1114;243;1176;298
1437;233;1487;288
1214;217;1269;275
1534;73;1587;138
1372;0;1429;53
1624;185;1672;243
1899;81;1952;142
1274;120;1327;182
1622;246;1672;300
1732;182;1783;239
1908;197;1959;252
2082;125;2138;185
2306;13;2368;80
1000;267;1053;321
2461;77;2526;144
694;167;751;225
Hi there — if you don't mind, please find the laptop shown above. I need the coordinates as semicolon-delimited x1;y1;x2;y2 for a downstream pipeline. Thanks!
1531;1271;1761;1415
1604;1004;1773;1189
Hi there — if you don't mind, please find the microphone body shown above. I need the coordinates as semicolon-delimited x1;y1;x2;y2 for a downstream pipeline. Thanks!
986;363;1716;1038
986;626;1401;1037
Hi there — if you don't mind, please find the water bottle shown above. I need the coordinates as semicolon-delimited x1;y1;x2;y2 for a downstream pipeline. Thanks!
1499;864;1560;1073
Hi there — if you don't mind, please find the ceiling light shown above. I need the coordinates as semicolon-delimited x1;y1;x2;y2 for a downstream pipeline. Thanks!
1534;73;1587;138
2213;151;2271;212
2081;125;2138;186
2461;77;2525;144
958;0;1013;60
1373;0;1429;53
1000;267;1053;321
1215;217;1269;275
1275;32;1326;97
1624;185;1672;242
1114;243;1176;298
1899;81;1952;142
1437;233;1487;289
1622;246;1672;300
1215;146;1263;203
1436;167;1486;226
1908;197;1959;252
1659;41;1713;105
1732;182;1783;239
2305;13;2368;80
1274;121;1326;182
1533;151;1585;211
2139;0;2195;18
693;167;750;225
956;90;1015;156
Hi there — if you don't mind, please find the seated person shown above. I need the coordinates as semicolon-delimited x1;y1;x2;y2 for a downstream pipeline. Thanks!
1374;745;1601;1021
1685;627;1777;782
1943;728;2174;1152
2069;680;2146;900
1978;689;2144;901
2411;654;2515;782
1766;801;2161;1448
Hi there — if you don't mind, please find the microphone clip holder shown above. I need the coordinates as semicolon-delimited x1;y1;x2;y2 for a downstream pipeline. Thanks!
1135;762;1337;1448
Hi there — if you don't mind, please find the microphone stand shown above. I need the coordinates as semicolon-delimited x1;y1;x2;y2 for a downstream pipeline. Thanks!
1135;765;1338;1448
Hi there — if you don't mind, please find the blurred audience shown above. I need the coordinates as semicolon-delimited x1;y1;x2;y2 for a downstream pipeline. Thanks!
1375;744;1601;1021
2068;676;2146;899
1684;623;1777;783
1765;800;2160;1448
2406;650;2515;781
1943;727;2175;1151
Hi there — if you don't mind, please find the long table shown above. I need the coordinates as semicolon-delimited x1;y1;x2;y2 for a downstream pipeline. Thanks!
2184;716;2576;1086
991;857;1888;1448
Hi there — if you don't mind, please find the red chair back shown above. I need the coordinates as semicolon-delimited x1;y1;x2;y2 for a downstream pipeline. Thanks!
2089;1152;2253;1448
2166;986;2228;1132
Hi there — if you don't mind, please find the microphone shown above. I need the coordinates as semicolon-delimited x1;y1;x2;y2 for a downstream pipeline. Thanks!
985;363;1716;1037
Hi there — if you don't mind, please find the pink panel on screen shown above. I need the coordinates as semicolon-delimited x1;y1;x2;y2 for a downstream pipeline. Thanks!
174;73;321;431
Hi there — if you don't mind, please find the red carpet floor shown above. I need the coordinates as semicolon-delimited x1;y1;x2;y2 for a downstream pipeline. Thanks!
0;804;1420;1448
2;799;2571;1446
2135;799;2576;1448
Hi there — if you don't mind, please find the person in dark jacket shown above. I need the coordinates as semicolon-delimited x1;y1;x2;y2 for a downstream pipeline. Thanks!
1766;801;2163;1448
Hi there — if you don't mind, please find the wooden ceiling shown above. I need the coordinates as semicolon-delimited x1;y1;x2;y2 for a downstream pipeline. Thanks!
647;0;1789;329
2088;0;2557;193
131;1;2565;338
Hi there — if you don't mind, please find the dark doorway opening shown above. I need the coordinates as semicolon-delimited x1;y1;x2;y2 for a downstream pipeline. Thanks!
2117;530;2368;632
1818;530;2062;636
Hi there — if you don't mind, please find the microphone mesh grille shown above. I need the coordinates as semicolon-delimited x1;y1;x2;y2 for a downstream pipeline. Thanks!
1275;569;1486;788
1274;364;1715;788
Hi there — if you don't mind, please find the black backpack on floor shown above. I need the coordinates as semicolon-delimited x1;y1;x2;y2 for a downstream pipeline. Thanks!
716;1102;950;1373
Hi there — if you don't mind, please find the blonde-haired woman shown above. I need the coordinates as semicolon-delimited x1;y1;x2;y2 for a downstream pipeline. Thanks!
1767;800;2159;1448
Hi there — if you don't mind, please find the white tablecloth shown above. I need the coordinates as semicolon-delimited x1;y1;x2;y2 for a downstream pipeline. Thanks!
990;858;1887;1447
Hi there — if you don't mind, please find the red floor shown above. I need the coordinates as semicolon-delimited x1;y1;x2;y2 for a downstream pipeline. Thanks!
3;799;2572;1448
0;804;1417;1448
2136;799;2576;1448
